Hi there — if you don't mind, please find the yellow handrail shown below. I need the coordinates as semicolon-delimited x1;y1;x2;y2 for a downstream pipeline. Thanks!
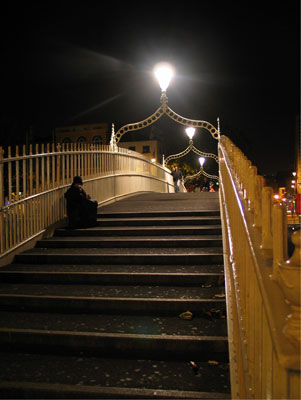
219;136;300;399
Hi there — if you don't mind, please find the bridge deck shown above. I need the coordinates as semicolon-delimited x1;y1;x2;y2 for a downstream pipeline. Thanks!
100;192;220;213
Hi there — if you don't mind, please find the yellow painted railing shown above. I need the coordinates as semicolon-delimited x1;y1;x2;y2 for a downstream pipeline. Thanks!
219;136;300;399
0;143;174;260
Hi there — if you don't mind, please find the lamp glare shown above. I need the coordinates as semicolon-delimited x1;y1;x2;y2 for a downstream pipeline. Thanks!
185;127;195;140
199;157;205;166
154;63;174;91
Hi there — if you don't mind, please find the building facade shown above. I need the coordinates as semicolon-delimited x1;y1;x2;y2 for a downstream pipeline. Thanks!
118;139;163;163
55;123;164;163
55;123;109;145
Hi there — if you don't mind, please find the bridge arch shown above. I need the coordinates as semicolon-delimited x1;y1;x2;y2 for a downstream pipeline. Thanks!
113;103;220;145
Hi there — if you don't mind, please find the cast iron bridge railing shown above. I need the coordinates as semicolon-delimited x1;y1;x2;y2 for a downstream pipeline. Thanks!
0;137;300;399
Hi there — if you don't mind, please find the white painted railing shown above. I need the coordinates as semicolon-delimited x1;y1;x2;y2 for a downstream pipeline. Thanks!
219;135;300;399
0;143;174;260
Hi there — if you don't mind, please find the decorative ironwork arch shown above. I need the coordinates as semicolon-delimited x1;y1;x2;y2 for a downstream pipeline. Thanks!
184;168;219;184
164;140;218;165
110;92;220;183
112;98;220;145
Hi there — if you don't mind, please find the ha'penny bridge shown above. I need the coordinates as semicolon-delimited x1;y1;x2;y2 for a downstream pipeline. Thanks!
0;64;299;399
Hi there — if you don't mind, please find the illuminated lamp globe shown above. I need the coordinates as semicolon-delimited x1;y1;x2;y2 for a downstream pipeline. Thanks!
154;63;174;92
199;157;205;167
185;127;196;140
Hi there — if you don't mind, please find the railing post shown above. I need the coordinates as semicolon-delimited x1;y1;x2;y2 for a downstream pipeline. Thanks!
248;165;257;212
35;144;39;194
0;146;4;254
272;203;288;281
56;143;61;186
23;145;27;198
0;146;4;207
253;175;264;228
261;186;273;249
41;144;45;192
278;230;301;346
15;146;20;201
8;146;12;203
51;143;55;189
29;144;33;195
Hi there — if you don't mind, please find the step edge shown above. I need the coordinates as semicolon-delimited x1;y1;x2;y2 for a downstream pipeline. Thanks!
0;294;225;302
0;271;223;276
17;251;224;256
0;327;228;342
0;381;231;399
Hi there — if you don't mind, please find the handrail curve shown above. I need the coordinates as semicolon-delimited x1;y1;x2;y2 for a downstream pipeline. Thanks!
219;135;300;399
0;144;174;261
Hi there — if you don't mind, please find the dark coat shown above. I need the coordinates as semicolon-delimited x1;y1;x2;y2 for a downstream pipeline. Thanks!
65;184;97;228
171;169;182;182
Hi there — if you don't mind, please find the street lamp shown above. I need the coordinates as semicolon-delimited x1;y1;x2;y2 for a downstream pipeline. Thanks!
154;63;174;92
184;154;218;187
199;157;205;167
110;62;220;151
164;126;218;166
185;127;196;141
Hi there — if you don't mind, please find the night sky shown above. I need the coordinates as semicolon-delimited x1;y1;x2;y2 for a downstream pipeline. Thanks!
2;2;300;175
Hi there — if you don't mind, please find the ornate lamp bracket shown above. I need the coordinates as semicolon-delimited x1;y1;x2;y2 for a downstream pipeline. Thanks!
164;142;218;166
184;168;219;183
112;100;220;145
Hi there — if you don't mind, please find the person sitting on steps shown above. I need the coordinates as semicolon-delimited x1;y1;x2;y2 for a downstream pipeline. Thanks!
64;176;98;229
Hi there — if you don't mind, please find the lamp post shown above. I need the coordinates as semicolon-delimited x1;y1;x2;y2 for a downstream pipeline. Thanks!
153;63;174;104
110;63;221;169
184;154;219;187
185;127;196;141
199;157;205;168
164;126;218;166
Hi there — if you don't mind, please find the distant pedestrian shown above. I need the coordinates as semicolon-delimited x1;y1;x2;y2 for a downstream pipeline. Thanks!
202;177;210;192
194;176;201;192
65;176;98;228
171;166;182;193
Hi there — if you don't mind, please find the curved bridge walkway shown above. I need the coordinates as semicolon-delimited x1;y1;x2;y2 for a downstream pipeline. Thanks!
0;192;230;399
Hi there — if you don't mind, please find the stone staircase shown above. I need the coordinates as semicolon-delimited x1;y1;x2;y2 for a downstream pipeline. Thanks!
0;193;230;399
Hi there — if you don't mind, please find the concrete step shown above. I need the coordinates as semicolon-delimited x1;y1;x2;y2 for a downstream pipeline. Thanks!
0;263;225;273
55;225;222;237
0;193;229;398
0;281;225;314
15;247;223;265
97;216;221;227
0;293;225;315
0;330;228;360
0;353;230;398
0;281;225;301
0;268;224;286
0;311;227;338
0;310;228;358
98;210;220;218
36;236;222;249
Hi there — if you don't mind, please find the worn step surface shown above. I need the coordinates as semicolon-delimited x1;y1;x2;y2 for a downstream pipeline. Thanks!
96;216;221;227
0;354;230;399
14;248;224;266
0;264;224;285
98;210;220;218
55;225;223;236
0;192;230;398
35;235;223;248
